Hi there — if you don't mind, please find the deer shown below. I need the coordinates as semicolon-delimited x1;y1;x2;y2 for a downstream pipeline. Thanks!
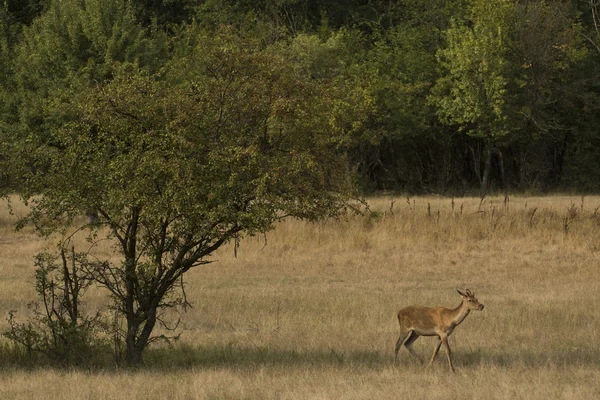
394;289;484;372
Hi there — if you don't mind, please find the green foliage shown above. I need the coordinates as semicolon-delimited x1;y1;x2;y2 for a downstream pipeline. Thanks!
281;30;376;145
1;0;48;28
18;0;164;74
10;0;167;130
430;0;515;141
1;0;169;192
512;1;589;131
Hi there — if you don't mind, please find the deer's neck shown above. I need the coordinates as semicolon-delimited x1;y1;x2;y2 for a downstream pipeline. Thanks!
449;301;471;327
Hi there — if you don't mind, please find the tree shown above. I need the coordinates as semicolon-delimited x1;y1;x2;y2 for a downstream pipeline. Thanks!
0;3;22;191
8;0;166;139
2;0;168;192
429;0;516;196
19;29;357;365
352;23;444;191
510;1;589;188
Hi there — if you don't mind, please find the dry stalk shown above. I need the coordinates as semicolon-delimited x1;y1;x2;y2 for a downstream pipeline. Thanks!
473;210;487;218
563;204;578;234
567;203;578;220
529;207;538;228
563;216;572;234
593;206;600;226
493;214;505;230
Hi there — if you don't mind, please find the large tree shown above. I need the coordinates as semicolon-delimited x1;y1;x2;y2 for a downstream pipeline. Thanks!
429;0;516;196
19;29;357;364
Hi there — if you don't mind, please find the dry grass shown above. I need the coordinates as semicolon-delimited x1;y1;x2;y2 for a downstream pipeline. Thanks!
0;194;599;399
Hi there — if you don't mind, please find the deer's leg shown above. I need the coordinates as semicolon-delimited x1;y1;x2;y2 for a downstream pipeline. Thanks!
427;337;442;369
404;332;423;364
394;329;411;364
442;336;455;373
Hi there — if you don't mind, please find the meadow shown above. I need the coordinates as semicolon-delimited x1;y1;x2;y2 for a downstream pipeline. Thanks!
0;195;599;399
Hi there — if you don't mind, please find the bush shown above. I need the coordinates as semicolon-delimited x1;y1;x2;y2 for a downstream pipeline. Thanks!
4;248;111;367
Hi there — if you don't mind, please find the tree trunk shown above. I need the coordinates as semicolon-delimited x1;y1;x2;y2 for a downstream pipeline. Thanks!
552;132;570;185
124;254;139;365
496;148;507;192
124;287;163;365
480;147;492;198
125;317;142;365
124;313;157;365
468;143;482;188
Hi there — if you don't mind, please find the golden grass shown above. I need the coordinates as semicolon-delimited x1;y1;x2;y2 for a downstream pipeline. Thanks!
0;194;599;399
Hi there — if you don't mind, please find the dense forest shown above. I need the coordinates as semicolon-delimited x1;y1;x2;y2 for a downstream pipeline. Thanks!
1;0;600;195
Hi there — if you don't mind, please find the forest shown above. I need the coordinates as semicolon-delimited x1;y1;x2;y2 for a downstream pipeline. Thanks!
1;0;599;196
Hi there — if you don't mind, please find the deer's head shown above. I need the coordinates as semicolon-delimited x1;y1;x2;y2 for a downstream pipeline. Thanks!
457;289;484;311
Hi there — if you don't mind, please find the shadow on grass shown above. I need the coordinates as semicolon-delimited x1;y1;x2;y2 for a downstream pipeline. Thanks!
149;343;600;371
142;344;388;370
1;342;600;371
112;344;600;371
0;342;390;371
457;346;600;369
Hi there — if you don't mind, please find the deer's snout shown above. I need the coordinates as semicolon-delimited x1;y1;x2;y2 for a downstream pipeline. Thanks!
478;304;484;311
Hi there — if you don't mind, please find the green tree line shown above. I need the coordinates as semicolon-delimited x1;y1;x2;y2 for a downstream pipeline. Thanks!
1;0;599;194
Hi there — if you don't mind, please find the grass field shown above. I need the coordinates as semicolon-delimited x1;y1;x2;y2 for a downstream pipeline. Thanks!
0;195;599;399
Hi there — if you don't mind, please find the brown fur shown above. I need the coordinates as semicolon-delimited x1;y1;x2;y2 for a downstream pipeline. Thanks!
394;289;484;372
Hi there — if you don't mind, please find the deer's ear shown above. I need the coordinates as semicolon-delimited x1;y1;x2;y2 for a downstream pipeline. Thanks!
457;289;466;297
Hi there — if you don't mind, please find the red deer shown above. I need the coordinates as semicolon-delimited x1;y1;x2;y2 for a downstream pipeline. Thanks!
394;289;484;372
